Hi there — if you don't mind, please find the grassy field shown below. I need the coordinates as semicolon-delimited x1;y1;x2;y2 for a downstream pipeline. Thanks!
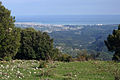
0;60;120;80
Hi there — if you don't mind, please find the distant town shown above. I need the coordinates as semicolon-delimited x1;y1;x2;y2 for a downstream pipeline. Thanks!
15;22;105;33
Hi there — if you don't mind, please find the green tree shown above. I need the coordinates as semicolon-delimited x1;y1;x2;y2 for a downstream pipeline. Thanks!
56;53;72;62
15;28;59;60
15;28;37;60
0;2;20;60
105;25;120;61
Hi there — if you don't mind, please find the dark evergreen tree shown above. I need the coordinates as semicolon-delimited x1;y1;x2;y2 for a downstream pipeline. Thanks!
0;2;20;60
15;28;59;60
105;25;120;61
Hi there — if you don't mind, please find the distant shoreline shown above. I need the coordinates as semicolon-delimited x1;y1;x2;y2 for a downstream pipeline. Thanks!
15;15;120;25
15;22;119;26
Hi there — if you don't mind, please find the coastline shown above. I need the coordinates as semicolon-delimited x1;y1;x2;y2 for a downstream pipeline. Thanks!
15;22;119;26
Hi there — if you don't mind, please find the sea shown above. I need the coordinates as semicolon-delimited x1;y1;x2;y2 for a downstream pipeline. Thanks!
16;15;120;25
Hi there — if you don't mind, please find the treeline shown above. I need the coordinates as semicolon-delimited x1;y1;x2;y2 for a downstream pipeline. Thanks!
0;24;62;61
0;2;120;62
15;28;61;60
105;25;120;61
0;2;74;62
0;2;20;60
0;2;62;61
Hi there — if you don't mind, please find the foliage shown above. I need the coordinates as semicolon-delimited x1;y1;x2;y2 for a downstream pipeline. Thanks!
15;28;60;60
50;25;117;51
38;61;47;68
76;49;94;61
49;25;118;60
105;25;120;61
95;52;113;60
0;2;20;60
52;48;61;60
0;2;61;60
57;53;72;62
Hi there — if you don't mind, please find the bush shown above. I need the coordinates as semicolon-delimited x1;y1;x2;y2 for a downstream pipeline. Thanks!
57;54;73;62
38;61;47;68
3;56;12;61
76;50;95;61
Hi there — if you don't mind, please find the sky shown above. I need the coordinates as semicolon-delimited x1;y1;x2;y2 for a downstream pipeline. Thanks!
1;0;120;16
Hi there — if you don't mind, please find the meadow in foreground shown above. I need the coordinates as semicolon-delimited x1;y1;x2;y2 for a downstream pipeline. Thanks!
0;60;120;80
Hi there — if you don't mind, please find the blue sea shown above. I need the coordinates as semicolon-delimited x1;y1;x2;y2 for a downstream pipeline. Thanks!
16;15;120;25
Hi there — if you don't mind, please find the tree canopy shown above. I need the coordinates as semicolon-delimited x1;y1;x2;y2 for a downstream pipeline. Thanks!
105;25;120;61
15;28;60;60
0;2;69;61
0;2;20;60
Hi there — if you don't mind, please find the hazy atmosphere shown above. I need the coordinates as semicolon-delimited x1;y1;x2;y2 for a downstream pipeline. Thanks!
1;0;120;16
0;0;120;80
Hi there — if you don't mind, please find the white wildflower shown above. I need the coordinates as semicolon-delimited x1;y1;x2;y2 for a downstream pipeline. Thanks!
74;75;77;77
11;68;14;71
35;67;38;69
7;76;10;78
17;71;20;73
18;76;21;79
29;71;31;74
1;65;4;68
6;65;9;69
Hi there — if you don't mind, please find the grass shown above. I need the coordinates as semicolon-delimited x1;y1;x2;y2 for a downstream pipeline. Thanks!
0;60;120;80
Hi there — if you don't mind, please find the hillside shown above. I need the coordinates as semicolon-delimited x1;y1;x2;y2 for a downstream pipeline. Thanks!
15;23;118;60
0;60;120;80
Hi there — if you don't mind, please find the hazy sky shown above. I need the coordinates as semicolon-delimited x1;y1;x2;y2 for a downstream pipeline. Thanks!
1;0;120;16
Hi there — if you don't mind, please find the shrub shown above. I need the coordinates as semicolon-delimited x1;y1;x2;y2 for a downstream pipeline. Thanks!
3;56;12;61
39;70;53;77
57;54;72;62
76;50;95;61
38;61;47;68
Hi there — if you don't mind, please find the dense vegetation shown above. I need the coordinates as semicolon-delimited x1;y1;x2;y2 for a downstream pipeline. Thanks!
0;2;61;61
0;2;20;60
0;2;120;80
1;2;120;62
15;28;58;60
50;25;117;60
105;25;120;61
